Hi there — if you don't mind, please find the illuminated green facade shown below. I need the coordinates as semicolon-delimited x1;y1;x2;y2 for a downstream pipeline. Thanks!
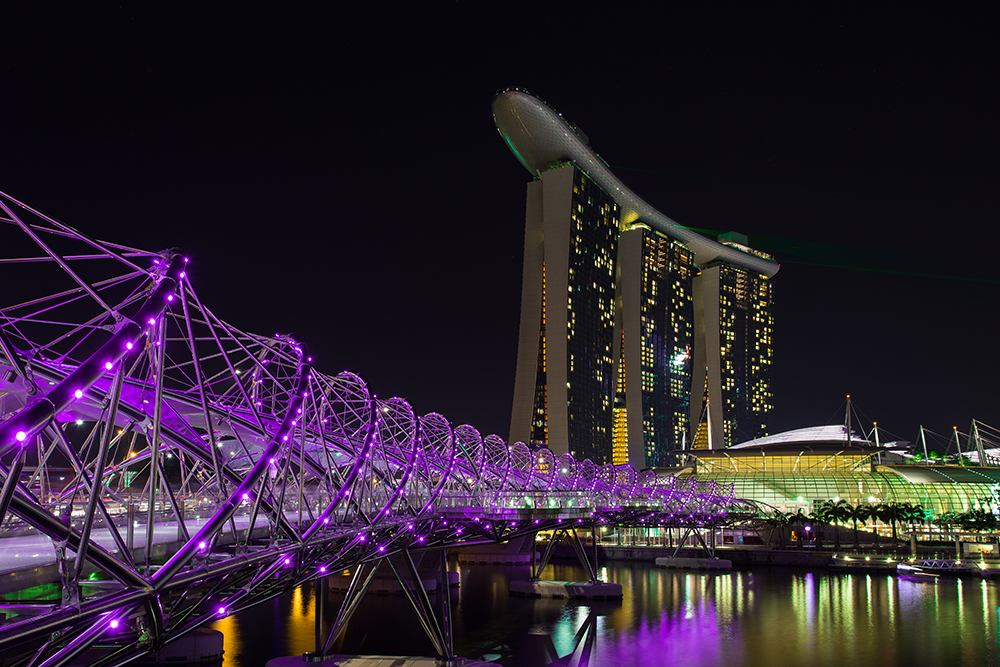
681;444;999;517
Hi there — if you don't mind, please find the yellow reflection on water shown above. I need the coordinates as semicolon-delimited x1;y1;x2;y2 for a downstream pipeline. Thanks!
210;614;240;661
286;583;316;656
983;579;990;622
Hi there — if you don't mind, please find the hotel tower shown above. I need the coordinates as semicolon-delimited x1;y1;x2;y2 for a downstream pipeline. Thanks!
495;89;779;467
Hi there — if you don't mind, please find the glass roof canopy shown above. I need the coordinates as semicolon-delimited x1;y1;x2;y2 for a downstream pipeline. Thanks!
676;426;1000;516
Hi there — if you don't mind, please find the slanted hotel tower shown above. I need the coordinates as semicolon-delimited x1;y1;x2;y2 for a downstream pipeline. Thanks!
496;89;779;466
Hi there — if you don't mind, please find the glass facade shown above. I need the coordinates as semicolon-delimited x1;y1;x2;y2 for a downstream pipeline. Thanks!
635;228;694;467
715;262;774;446
513;168;773;466
612;330;628;465
683;452;1000;517
530;263;547;448
566;168;618;463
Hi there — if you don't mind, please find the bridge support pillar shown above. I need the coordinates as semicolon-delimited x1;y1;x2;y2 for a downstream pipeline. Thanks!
439;548;455;662
314;560;381;659
671;526;716;559
305;574;326;659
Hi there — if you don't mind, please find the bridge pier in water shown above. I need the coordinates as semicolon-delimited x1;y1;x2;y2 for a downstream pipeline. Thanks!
511;525;623;600
290;548;484;667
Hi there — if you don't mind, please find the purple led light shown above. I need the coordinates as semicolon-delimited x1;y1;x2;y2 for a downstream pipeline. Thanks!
217;606;226;616
126;342;133;350
167;294;174;301
320;566;327;573
109;619;120;629
284;558;291;565
199;541;207;550
15;431;26;442
104;362;113;370
74;389;83;399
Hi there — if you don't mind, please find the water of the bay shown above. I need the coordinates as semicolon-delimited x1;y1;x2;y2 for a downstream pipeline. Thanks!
211;560;1000;666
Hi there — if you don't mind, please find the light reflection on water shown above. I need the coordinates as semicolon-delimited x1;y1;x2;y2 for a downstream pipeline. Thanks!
212;561;1000;667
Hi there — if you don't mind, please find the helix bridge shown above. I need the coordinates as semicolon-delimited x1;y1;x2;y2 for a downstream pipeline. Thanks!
0;191;761;665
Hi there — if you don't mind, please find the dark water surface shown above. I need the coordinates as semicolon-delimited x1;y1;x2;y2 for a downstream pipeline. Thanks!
211;560;1000;666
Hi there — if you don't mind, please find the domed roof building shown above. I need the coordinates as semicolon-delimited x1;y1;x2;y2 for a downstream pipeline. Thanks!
674;425;999;517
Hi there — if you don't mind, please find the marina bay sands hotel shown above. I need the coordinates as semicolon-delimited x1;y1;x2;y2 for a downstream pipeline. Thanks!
494;88;779;470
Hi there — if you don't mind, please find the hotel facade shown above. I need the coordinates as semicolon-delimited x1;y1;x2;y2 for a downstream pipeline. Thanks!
496;89;779;468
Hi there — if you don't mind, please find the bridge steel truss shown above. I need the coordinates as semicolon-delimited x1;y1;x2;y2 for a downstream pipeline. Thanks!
0;191;761;666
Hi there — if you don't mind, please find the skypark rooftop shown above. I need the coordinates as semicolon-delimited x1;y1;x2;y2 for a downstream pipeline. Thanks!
492;88;780;278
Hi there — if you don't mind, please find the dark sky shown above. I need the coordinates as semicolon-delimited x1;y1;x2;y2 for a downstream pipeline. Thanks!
2;6;997;447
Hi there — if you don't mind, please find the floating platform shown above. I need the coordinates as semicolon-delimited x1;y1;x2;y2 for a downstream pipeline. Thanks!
829;555;898;572
267;656;499;666
654;557;732;571
509;579;622;599
895;558;992;577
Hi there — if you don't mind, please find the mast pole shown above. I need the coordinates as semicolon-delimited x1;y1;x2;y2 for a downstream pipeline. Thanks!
953;426;963;464
873;422;880;464
845;395;852;447
973;420;988;466
920;426;929;463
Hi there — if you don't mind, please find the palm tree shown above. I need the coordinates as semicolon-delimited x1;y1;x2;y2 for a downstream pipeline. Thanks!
873;503;903;545
844;503;869;549
865;506;880;548
808;507;827;549
821;499;852;550
791;508;809;550
760;510;790;548
902;503;927;532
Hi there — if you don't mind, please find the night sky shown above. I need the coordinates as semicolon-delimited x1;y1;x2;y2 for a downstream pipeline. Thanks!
2;6;997;449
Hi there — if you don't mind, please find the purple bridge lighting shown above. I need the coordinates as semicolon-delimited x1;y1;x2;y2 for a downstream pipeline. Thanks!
0;191;761;665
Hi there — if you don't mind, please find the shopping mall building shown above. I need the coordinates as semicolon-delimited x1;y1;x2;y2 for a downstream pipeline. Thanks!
673;425;998;517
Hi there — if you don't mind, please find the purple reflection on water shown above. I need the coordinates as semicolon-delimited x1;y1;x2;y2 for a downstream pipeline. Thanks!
593;587;730;667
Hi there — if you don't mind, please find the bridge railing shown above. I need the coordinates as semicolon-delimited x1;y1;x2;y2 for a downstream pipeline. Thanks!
435;489;594;512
